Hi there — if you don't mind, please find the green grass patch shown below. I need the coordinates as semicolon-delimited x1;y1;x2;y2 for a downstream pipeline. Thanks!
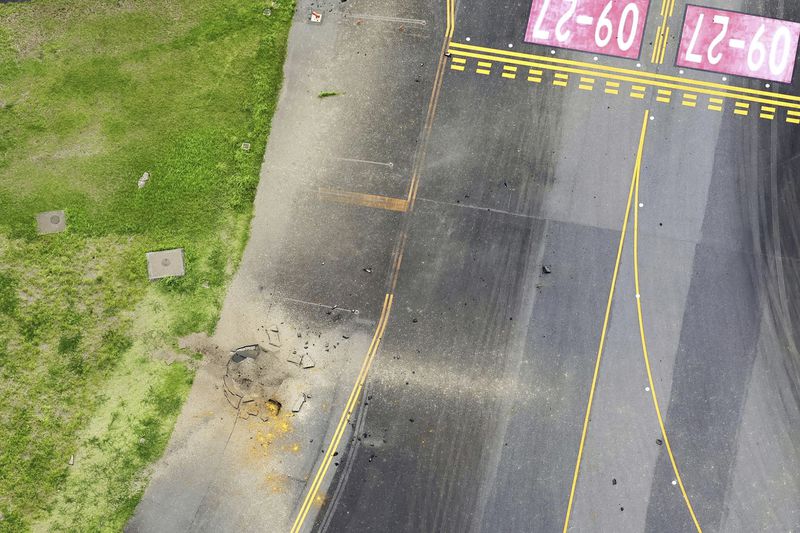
317;90;341;98
0;0;293;530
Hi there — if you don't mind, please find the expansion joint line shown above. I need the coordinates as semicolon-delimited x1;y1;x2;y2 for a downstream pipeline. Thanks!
562;110;701;532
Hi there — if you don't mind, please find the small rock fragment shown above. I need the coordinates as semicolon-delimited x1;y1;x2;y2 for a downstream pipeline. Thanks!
69;455;74;466
291;393;307;413
542;265;552;274
301;355;316;369
656;438;663;446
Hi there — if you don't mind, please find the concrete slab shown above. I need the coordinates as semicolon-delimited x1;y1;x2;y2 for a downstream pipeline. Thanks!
36;210;66;235
146;249;185;280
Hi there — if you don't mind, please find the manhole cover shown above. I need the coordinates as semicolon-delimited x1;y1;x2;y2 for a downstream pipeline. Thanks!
50;215;60;224
161;258;171;267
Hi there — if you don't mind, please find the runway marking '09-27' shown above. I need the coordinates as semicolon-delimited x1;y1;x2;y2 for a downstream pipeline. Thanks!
446;42;800;124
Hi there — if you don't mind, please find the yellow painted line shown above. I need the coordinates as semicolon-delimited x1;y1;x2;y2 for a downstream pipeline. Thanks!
651;31;663;64
683;93;697;100
290;294;394;533
668;0;676;16
555;73;569;80
554;80;568;87
735;102;750;108
606;81;620;87
658;89;672;96
529;68;543;75
708;105;723;112
502;72;516;79
477;61;493;68
630;92;645;99
318;189;409;212
760;113;775;120
762;106;776;113
658;26;670;64
450;64;465;71
503;65;518;72
579;84;594;91
681;100;697;108
452;57;466;64
476;68;491;75
563;109;650;533
447;42;800;107
788;117;800;124
527;76;542;83
788;110;800;116
734;109;749;116
634;160;703;533
656;97;671;103
632;85;646;91
580;77;596;84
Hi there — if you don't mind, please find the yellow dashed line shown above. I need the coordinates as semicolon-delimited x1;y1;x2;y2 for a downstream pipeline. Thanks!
476;68;490;75
527;76;542;83
503;65;518;72
502;72;516;79
708;105;722;112
605;81;620;95
554;80;568;87
787;110;800;117
760;113;775;120
452;57;466;64
579;85;593;91
579;77;595;91
554;73;569;87
682;100;697;108
709;97;724;104
735;102;750;116
529;68;543;76
450;64;465;71
788;117;800;124
477;61;492;67
657;89;671;103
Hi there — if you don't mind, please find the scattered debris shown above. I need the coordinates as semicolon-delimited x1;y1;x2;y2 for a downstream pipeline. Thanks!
301;355;315;369
612;478;617;485
363;267;372;273
267;326;281;348
68;455;74;466
542;265;552;274
36;210;67;235
287;350;303;365
656;438;663;446
137;171;151;189
241;142;251;151
291;393;307;413
146;248;186;280
310;9;322;23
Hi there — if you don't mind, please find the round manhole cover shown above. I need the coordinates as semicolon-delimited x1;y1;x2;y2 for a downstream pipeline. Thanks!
50;215;61;224
161;258;171;267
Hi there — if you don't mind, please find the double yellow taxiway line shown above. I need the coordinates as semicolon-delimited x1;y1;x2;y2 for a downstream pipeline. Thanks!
562;110;701;532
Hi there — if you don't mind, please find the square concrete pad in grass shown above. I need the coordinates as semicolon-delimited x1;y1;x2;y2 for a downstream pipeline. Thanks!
146;248;185;280
36;210;66;235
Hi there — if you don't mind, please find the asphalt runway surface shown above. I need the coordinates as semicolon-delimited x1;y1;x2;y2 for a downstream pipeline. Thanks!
130;0;800;531
308;0;800;531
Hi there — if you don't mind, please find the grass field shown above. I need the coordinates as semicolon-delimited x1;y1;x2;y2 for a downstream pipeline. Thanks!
0;0;293;529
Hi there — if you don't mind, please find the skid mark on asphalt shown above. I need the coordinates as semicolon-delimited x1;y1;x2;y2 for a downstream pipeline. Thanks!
447;42;800;124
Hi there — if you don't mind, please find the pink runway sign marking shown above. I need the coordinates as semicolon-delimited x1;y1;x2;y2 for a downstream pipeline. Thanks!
524;0;650;59
677;5;800;83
